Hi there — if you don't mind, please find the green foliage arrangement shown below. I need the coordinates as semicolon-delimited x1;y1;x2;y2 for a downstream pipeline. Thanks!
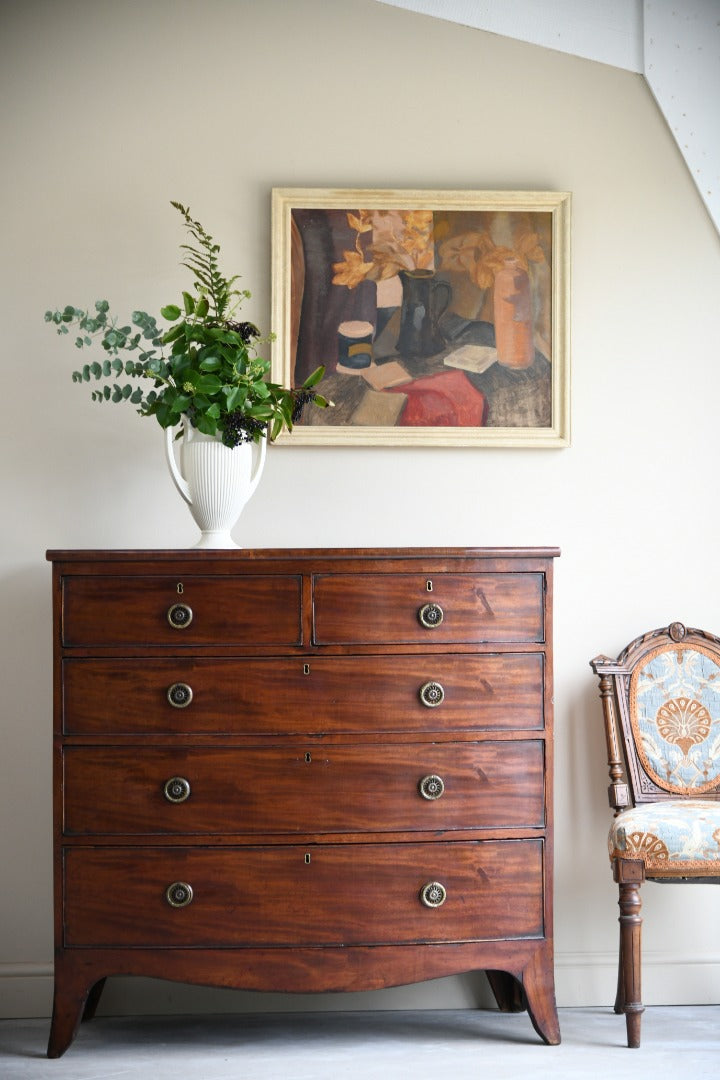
44;201;329;445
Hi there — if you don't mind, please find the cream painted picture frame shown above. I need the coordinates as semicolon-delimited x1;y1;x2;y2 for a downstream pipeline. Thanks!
271;188;571;447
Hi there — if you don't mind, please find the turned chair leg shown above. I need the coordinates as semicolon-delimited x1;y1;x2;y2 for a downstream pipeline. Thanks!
614;859;645;1048
614;936;625;1014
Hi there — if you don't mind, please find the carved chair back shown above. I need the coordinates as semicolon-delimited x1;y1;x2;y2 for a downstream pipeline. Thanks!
596;621;720;813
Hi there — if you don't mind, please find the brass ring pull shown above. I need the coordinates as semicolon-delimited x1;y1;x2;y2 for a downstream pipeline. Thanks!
167;602;193;630
418;602;444;629
420;881;447;908
167;682;193;709
165;881;193;908
419;774;445;801
163;777;191;803
419;681;445;708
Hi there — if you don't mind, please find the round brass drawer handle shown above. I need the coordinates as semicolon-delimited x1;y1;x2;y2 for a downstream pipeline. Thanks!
165;881;193;908
420;881;447;908
167;682;193;709
167;602;193;630
163;777;191;803
419;774;445;801
419;681;445;708
418;602;444;629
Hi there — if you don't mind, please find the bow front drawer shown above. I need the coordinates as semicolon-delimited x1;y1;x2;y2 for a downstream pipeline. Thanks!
312;573;544;644
61;653;545;734
61;574;302;647
63;840;544;948
62;741;545;835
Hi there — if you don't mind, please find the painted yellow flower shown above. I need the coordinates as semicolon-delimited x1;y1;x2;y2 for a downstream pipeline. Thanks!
346;211;373;234
403;210;433;231
332;250;373;289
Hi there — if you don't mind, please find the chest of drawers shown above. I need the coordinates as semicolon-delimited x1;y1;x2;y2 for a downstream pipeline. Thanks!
46;547;560;1055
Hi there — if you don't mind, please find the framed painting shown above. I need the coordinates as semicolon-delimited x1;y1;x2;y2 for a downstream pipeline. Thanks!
271;188;571;446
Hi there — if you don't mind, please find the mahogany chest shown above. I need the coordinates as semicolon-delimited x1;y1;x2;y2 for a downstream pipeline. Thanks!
46;547;560;1055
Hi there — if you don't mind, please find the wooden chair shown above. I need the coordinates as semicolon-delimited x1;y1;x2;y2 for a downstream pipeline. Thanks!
591;622;720;1047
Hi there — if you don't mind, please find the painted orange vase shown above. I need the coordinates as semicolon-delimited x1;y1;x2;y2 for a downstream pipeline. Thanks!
493;257;534;369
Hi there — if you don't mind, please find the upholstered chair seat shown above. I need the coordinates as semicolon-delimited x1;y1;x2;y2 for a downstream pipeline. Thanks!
608;800;720;876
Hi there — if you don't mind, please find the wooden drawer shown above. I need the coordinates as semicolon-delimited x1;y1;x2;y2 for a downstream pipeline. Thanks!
62;653;545;734
63;840;544;947
63;741;545;835
61;575;302;647
313;573;544;644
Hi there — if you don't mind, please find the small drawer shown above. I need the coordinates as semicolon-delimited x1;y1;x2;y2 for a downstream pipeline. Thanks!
313;573;544;644
61;653;544;734
62;741;545;835
61;575;302;647
63;840;544;947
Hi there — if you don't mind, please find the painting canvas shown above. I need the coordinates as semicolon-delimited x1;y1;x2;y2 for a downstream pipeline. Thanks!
271;189;570;446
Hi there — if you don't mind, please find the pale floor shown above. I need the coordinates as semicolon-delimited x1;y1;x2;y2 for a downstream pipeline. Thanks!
0;1008;718;1080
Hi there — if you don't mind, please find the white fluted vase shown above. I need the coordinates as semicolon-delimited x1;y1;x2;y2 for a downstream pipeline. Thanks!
165;420;267;548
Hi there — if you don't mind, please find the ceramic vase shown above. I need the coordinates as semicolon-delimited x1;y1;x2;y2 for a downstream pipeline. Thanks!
165;420;266;548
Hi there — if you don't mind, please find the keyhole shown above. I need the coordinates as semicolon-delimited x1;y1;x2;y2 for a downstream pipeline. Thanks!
304;853;311;864
176;583;184;595
303;663;310;675
426;580;433;592
305;752;312;763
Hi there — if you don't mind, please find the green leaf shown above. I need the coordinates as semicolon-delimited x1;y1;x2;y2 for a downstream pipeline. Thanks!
182;291;195;315
223;386;246;411
162;324;184;345
160;304;181;321
195;373;222;395
302;365;325;389
195;296;209;318
153;401;172;427
195;413;218;436
95;300;110;313
199;355;221;371
169;394;192;414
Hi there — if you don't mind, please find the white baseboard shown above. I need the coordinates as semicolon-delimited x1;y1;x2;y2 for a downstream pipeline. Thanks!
555;950;720;1007
0;964;53;1020
2;954;718;1020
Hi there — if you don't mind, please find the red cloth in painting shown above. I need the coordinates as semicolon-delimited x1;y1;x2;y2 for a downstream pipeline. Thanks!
388;369;487;427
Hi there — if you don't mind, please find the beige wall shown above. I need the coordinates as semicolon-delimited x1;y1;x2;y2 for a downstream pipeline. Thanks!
2;0;719;1019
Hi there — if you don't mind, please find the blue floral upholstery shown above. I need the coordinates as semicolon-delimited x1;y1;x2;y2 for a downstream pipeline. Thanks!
630;644;720;794
608;800;720;876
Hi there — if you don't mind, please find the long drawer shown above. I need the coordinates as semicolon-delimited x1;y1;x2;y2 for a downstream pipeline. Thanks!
313;573;544;644
63;840;544;947
63;741;545;835
61;575;302;647
62;653;545;734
